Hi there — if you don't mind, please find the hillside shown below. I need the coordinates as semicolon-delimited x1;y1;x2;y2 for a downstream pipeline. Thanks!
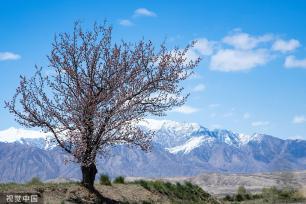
0;181;221;204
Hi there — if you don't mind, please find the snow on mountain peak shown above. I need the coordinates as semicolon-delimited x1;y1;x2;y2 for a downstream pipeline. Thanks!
139;119;201;132
0;127;50;143
166;136;214;154
237;133;254;145
139;119;205;148
0;120;271;153
138;119;265;149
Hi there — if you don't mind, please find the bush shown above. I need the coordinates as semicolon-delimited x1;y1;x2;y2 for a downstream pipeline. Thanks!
223;186;305;203
99;174;111;185
134;180;215;203
235;193;244;201
234;185;252;201
262;186;305;203
237;185;247;195
113;176;125;184
27;177;43;185
223;194;233;201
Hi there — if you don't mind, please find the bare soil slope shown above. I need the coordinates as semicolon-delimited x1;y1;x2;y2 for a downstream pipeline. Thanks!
0;182;221;204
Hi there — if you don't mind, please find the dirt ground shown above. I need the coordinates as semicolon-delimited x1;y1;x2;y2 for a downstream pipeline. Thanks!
1;183;171;204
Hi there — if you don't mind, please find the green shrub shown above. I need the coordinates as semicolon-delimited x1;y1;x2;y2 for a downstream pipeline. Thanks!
27;177;43;185
245;186;304;203
223;194;233;201
235;193;244;201
113;176;125;184
233;185;253;201
134;180;215;203
237;185;247;195
224;186;305;203
99;174;111;186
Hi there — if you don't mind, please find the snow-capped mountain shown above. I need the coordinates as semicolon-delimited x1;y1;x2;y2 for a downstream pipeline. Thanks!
140;119;271;152
0;127;49;143
0;119;274;151
139;119;205;148
166;136;215;154
1;119;306;182
0;127;53;150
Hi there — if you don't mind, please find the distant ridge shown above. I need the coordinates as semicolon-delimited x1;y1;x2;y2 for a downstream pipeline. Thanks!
0;119;306;182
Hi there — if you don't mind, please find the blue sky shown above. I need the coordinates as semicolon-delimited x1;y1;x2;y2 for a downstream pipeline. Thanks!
1;0;306;139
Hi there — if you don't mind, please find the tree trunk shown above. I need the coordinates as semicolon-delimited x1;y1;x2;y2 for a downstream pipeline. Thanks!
81;163;97;191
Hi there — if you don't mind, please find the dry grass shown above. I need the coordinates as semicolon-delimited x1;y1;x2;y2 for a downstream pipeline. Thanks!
0;181;221;204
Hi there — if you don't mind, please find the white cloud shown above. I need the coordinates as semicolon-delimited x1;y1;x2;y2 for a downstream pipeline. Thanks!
119;19;134;27
193;38;215;56
185;30;304;72
222;32;273;50
0;52;21;61
210;49;270;72
284;55;306;69
189;72;202;79
185;49;200;63
251;121;270;127
292;115;306;124
184;38;215;63
243;112;251;119
192;83;206;92
272;39;300;53
134;8;156;17
172;105;199;114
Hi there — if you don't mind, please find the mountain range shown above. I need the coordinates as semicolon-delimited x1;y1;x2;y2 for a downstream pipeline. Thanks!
0;119;306;183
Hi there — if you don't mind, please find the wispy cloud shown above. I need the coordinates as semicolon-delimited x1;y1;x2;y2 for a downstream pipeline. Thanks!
272;39;300;53
189;30;304;72
292;115;306;124
284;55;306;69
119;8;156;27
0;52;21;61
188;72;202;79
251;121;270;127
205;31;274;72
222;32;273;50
210;49;270;72
184;49;201;63
119;19;134;27
192;83;206;92
193;38;215;56
184;38;215;63
134;8;156;17
172;105;199;114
